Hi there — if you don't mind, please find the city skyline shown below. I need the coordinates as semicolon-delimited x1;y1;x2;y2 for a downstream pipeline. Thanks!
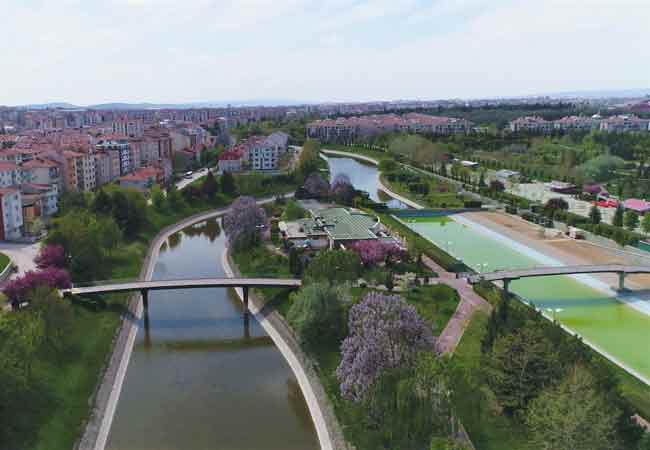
3;0;649;106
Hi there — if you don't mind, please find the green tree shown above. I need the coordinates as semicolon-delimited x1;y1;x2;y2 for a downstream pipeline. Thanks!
642;214;650;235
151;184;166;212
281;200;308;221
485;322;560;414
220;171;237;196
287;282;348;351
589;205;602;225
379;158;398;173
166;185;187;212
526;365;621;450
94;217;122;256
624;211;639;231
296;139;322;179
304;250;361;283
612;205;624;227
27;286;74;356
201;171;219;199
92;189;113;215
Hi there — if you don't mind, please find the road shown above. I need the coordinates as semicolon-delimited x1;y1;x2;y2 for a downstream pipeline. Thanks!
175;168;212;190
0;241;39;279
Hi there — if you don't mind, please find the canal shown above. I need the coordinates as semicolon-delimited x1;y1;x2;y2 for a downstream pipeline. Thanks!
106;219;319;450
325;155;407;208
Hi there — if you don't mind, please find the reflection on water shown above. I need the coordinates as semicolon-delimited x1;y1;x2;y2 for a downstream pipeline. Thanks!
106;219;318;450
326;156;407;209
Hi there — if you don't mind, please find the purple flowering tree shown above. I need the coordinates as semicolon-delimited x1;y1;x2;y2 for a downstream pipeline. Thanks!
35;244;66;269
222;196;267;249
336;292;435;402
4;267;72;304
350;240;405;265
303;173;330;198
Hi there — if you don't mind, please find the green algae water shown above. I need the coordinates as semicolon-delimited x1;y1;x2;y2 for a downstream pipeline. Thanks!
404;216;650;380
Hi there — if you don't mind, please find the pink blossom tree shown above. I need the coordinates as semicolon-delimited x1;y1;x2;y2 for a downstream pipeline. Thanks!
222;196;267;249
4;267;72;305
336;292;435;402
349;240;405;266
35;244;66;269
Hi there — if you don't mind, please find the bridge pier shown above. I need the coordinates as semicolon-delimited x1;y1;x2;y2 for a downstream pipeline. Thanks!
141;289;149;312
242;286;249;318
502;279;511;295
618;272;627;291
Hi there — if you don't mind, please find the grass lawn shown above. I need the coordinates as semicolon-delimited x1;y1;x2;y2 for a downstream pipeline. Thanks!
0;251;11;272
451;312;534;450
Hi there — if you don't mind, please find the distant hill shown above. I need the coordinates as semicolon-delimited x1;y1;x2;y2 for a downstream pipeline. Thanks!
543;88;650;99
18;102;81;110
12;99;307;110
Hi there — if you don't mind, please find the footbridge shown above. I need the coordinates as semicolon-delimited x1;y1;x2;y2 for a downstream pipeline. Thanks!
60;277;302;314
459;264;650;293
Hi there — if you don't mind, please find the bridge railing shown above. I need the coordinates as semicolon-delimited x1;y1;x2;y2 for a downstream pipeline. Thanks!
70;274;298;288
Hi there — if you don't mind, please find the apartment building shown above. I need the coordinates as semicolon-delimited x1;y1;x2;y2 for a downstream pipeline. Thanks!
112;118;144;138
0;187;23;240
0;162;22;187
508;116;554;133
62;151;96;192
96;137;132;176
21;158;62;188
600;115;650;133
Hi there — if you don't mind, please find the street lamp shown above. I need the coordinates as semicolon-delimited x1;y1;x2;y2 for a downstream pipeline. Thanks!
545;307;564;321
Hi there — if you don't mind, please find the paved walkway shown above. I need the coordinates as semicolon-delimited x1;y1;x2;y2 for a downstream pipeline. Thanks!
422;255;492;354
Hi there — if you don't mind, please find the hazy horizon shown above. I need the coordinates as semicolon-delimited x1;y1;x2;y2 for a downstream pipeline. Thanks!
2;0;649;106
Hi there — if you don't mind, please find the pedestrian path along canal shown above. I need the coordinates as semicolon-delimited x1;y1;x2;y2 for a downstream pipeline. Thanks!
106;219;319;450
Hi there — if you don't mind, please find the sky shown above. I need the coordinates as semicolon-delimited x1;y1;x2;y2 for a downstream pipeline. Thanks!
1;0;649;106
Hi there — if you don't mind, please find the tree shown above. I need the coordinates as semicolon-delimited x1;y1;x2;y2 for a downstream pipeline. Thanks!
287;282;348;351
544;197;569;213
589;205;602;225
166;184;187;212
201;171;218;199
349;240;405;266
4;267;72;305
642;214;650;234
304;250;362;283
612;205;624;227
222;196;267;249
92;189;113;215
151;184;166;211
478;170;486;188
111;189;148;237
297;139;321;179
35;245;66;269
379;158;398;173
485;322;560;414
624;211;639;231
577;154;625;182
302;173;329;198
281;200;308;221
331;173;356;205
27;286;74;356
489;180;505;193
220;171;237;196
288;247;303;276
526;365;621;450
94;217;122;256
336;292;435;402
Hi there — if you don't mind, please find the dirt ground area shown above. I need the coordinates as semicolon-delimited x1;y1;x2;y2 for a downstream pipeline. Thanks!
461;211;650;291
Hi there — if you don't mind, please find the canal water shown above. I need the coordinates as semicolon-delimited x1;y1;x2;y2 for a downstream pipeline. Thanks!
404;216;650;379
325;156;650;381
325;155;407;209
106;219;319;450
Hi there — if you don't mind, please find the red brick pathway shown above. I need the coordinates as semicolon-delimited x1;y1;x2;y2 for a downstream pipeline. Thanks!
422;255;492;354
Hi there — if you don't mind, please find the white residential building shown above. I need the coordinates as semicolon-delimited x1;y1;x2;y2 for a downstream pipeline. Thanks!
0;187;23;240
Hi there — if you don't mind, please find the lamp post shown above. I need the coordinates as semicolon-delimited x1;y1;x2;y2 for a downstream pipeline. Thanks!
545;307;564;322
